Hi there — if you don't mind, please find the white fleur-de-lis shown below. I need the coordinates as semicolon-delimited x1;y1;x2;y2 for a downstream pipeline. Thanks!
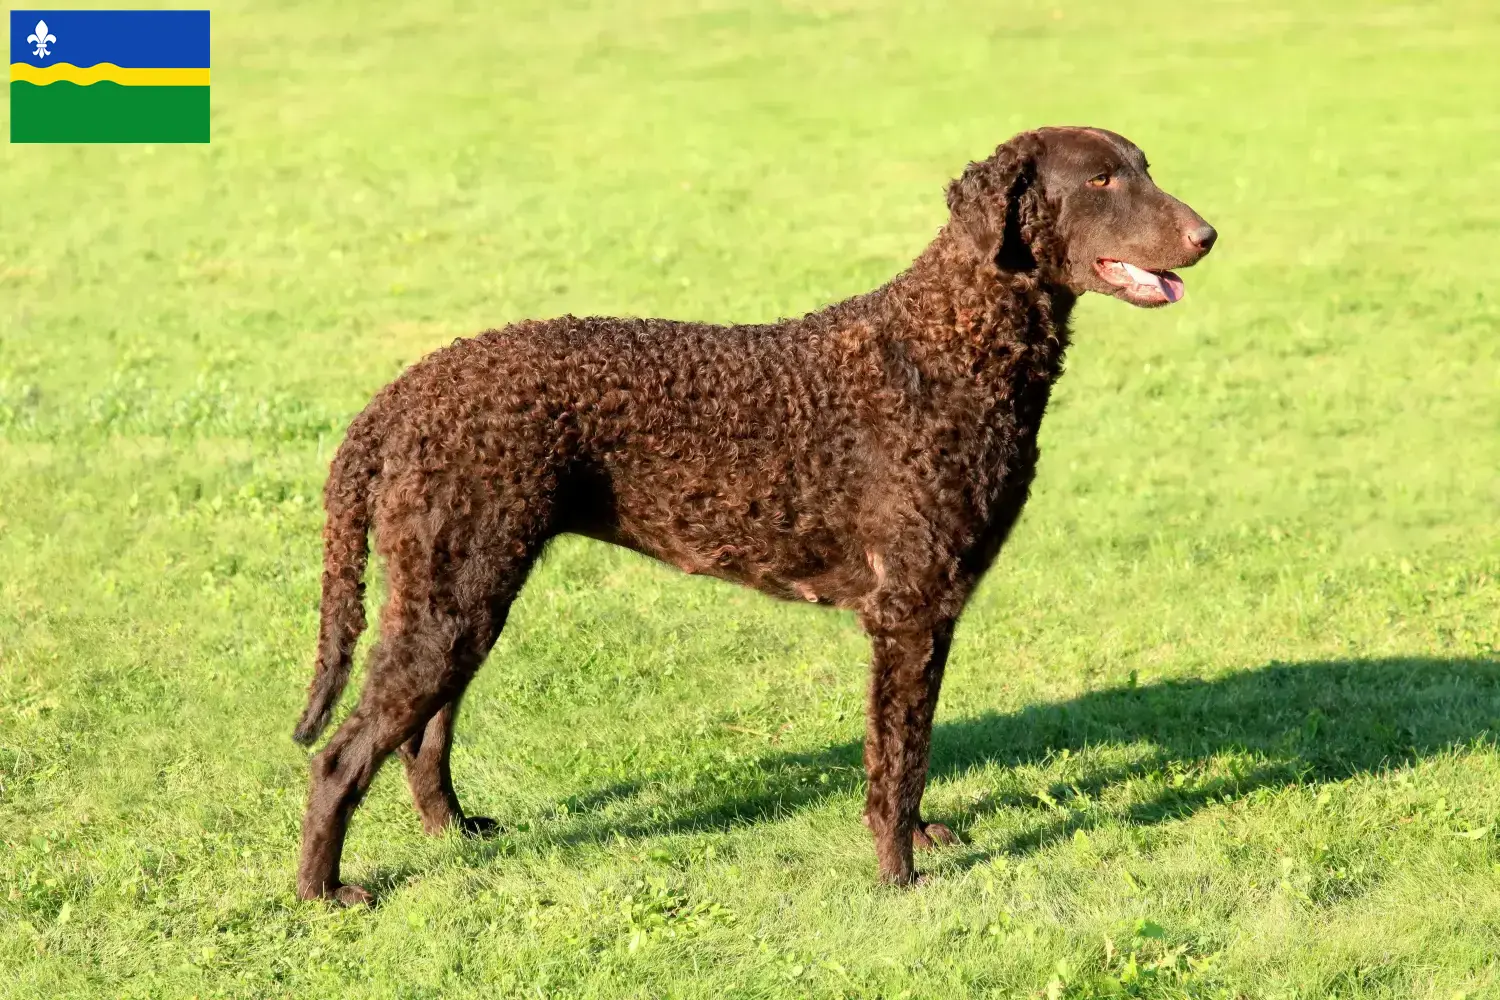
27;20;57;59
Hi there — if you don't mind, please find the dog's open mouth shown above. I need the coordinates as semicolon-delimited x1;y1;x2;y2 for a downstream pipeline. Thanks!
1095;259;1185;307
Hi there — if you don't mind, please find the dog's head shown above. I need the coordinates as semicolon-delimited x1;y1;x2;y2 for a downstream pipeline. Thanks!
946;126;1216;306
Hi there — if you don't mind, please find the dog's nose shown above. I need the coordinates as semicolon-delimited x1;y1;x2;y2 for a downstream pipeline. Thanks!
1186;223;1217;254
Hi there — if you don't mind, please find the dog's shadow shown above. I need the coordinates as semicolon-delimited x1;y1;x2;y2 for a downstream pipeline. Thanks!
531;656;1500;862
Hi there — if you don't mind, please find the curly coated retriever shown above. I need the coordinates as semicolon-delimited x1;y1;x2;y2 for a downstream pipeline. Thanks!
292;126;1217;903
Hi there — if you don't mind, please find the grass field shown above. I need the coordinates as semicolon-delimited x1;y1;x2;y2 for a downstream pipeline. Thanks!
3;0;1500;996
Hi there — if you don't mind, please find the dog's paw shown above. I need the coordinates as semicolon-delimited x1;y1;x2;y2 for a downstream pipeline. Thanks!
459;816;501;838
331;883;374;908
913;821;959;850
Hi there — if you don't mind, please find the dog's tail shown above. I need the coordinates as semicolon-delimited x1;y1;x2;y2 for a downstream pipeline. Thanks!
292;409;382;746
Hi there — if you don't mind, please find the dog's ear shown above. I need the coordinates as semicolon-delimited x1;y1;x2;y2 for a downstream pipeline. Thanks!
945;131;1048;270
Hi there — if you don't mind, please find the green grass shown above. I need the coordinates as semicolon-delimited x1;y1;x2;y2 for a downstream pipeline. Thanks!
3;0;1500;996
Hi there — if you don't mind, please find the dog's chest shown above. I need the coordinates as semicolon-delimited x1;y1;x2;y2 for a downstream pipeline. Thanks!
901;330;1071;557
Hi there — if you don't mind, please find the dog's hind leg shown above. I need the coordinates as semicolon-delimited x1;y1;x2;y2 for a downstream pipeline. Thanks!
394;534;539;838
295;591;506;905
296;530;536;905
296;617;468;905
396;582;522;837
397;697;496;836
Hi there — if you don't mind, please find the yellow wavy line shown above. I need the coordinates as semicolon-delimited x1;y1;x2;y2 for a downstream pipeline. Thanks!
10;63;209;86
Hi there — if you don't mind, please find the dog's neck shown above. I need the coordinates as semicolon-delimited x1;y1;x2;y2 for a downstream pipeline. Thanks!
875;224;1077;385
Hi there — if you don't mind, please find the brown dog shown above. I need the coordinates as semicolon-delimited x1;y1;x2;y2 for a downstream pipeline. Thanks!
292;127;1216;904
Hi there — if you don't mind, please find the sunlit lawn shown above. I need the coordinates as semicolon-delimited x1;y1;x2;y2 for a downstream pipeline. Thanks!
3;1;1499;996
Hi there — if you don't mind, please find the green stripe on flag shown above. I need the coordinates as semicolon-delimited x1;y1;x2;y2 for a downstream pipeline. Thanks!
10;81;208;143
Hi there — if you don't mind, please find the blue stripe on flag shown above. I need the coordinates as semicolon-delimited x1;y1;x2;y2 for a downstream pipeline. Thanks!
11;9;209;68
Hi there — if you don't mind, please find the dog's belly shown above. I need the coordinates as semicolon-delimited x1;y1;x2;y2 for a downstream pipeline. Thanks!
578;464;879;608
615;526;877;608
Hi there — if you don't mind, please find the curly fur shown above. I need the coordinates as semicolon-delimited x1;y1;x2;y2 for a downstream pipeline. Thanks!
292;127;1215;902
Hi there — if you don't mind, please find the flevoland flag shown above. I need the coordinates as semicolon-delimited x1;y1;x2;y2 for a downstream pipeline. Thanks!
10;9;209;142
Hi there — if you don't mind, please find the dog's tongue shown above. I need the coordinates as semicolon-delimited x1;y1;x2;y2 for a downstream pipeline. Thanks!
1120;261;1185;303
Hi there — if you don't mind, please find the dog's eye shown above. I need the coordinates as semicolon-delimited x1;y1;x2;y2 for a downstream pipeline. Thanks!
1088;172;1111;188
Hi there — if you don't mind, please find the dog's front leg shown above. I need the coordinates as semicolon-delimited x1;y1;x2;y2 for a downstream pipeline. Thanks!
861;619;955;884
